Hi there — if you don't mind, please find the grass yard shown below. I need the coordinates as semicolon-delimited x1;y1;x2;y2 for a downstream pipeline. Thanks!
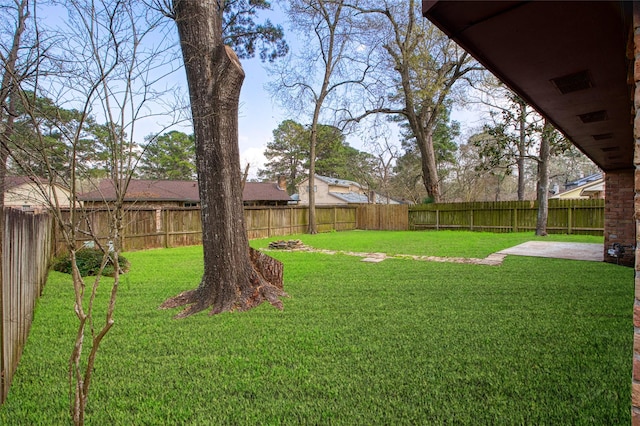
0;231;633;424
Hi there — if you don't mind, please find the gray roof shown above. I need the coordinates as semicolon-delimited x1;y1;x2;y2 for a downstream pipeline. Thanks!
315;175;363;189
565;173;603;189
329;191;399;204
329;191;369;203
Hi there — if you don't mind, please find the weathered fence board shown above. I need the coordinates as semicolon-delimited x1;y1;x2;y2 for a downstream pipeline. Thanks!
57;205;361;252
408;199;604;235
357;204;408;230
54;200;605;254
1;209;52;404
55;200;607;253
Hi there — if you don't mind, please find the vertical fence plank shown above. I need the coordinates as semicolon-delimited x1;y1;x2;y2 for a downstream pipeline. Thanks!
408;199;603;235
51;200;604;255
1;209;52;404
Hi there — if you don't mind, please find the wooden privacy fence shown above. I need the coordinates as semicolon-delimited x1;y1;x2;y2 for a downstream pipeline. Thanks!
56;205;361;253
2;209;53;404
55;199;605;254
409;199;604;235
245;205;358;238
357;204;409;230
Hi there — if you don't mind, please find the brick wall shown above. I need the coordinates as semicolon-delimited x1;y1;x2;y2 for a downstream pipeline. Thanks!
632;3;640;423
604;170;635;266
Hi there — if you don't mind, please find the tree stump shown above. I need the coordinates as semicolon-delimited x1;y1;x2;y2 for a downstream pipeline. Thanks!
250;247;283;289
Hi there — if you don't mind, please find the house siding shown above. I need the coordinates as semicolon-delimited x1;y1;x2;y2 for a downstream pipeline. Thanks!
296;175;398;205
5;183;74;210
297;178;347;205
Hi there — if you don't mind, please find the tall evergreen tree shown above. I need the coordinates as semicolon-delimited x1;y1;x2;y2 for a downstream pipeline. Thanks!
140;131;196;180
259;120;376;192
258;120;307;193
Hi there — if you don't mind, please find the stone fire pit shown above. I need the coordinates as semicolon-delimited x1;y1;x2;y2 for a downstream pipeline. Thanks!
268;239;305;250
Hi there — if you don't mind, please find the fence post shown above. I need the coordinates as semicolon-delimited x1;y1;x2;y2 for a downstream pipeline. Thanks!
512;208;518;232
333;206;337;231
268;208;272;237
164;209;170;248
470;209;474;231
1;209;5;403
567;206;573;234
436;209;440;230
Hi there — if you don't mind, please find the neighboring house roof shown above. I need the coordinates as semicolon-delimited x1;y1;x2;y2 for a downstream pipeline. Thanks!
78;179;291;203
6;176;37;190
243;182;291;203
564;173;603;190
4;176;75;209
329;191;399;205
580;180;604;197
315;175;363;189
298;175;399;205
79;179;200;202
5;176;64;191
329;191;368;203
551;178;604;200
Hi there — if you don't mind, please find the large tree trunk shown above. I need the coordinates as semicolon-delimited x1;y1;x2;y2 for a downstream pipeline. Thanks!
161;0;286;318
535;120;551;236
308;125;317;234
517;99;527;201
417;128;441;203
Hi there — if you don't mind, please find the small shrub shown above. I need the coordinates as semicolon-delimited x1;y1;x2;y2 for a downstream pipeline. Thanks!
51;248;129;277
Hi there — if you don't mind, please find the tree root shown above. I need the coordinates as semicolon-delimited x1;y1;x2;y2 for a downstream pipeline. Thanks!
159;248;287;319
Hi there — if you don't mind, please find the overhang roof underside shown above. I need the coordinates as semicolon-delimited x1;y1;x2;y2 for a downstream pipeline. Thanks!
423;1;633;171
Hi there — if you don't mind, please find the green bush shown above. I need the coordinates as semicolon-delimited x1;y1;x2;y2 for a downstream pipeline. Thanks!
51;248;129;277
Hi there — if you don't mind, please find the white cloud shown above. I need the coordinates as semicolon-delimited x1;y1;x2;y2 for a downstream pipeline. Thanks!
239;146;267;180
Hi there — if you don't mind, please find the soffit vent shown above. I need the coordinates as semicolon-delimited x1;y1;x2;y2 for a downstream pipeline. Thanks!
600;145;619;152
550;70;593;94
578;110;608;124
593;133;614;141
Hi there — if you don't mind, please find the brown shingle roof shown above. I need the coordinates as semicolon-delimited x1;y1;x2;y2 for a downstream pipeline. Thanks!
243;182;291;202
78;179;291;203
79;179;199;202
5;176;53;190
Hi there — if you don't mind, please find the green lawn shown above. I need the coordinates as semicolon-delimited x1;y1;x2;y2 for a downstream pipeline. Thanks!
1;231;633;424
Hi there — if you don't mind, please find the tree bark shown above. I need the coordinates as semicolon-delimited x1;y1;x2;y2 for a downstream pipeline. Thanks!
517;99;527;201
418;128;440;202
307;124;318;234
161;0;286;318
535;120;551;236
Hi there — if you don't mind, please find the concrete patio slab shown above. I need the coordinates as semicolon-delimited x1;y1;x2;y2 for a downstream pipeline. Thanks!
497;241;603;262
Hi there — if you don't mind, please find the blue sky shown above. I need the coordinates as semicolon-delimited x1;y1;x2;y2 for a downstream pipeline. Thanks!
236;54;287;178
231;5;483;178
40;3;481;180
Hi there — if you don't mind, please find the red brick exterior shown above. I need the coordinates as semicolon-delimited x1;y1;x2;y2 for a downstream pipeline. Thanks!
632;4;640;424
604;170;635;266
